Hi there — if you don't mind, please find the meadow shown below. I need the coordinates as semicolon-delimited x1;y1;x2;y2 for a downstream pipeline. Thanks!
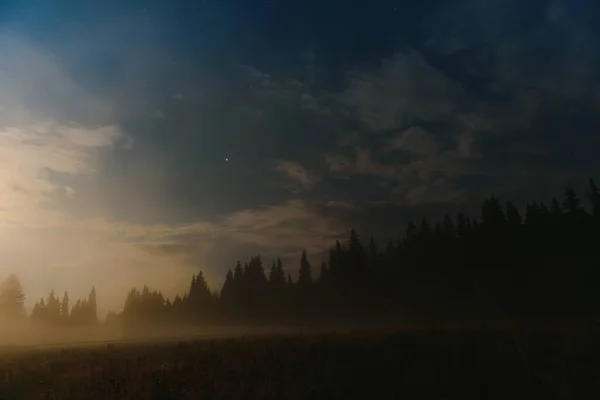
0;326;597;399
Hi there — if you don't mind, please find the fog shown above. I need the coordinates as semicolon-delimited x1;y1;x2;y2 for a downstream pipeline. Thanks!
0;11;218;315
0;321;406;350
0;323;274;349
0;318;586;351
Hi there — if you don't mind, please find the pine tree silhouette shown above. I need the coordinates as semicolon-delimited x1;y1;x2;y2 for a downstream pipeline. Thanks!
298;250;313;287
61;291;70;321
0;275;25;321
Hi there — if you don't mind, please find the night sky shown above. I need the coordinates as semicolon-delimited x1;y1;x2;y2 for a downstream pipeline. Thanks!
0;0;598;312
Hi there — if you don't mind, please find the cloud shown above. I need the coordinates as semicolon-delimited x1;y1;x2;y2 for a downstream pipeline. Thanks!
355;148;401;179
384;126;440;155
424;0;600;108
0;33;127;230
242;65;332;116
399;179;466;206
324;130;489;206
455;131;480;158
326;138;478;183
327;1;600;208
0;123;122;227
221;200;346;251
274;160;315;189
325;153;353;174
327;49;500;204
339;52;466;133
88;199;349;272
79;194;348;257
326;200;357;210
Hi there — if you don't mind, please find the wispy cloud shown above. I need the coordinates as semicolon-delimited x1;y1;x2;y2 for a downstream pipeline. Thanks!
222;200;346;250
324;131;486;206
0;123;121;225
274;160;316;190
76;197;348;266
383;126;441;155
326;200;357;210
339;52;466;133
242;65;332;116
328;6;600;206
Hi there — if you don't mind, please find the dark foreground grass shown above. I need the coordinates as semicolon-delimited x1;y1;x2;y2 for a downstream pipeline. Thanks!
0;327;597;399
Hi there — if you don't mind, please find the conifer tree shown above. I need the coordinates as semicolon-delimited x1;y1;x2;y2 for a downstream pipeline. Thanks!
0;274;25;320
298;250;313;286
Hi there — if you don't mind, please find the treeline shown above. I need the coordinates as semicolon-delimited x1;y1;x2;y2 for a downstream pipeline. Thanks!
31;288;98;325
1;180;599;327
110;179;600;327
0;275;98;325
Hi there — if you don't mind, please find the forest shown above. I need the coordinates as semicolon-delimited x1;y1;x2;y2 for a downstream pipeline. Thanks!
1;180;599;329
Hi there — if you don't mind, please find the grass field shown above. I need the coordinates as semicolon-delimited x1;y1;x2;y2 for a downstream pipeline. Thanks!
0;327;597;399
